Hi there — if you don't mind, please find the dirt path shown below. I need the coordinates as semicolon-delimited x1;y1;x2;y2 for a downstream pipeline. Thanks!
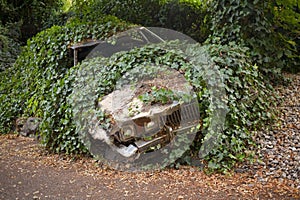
0;134;299;200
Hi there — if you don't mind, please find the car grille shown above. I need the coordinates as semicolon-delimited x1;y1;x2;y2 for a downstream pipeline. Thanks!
164;101;199;128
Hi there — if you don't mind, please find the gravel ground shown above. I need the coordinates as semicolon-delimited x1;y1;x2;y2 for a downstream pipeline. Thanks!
242;73;300;189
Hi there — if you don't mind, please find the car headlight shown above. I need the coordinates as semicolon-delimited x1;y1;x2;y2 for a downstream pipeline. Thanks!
144;118;160;134
121;125;135;140
146;121;155;129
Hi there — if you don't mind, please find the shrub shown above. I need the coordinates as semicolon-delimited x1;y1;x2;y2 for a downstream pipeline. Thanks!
0;15;131;138
0;0;64;43
269;0;300;73
206;0;300;78
0;1;279;171
201;43;278;172
71;0;209;42
42;40;276;170
0;22;21;72
158;0;209;43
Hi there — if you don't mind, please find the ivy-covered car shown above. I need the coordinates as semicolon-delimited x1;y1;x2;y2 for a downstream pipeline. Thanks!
82;65;201;170
99;88;200;158
68;27;202;170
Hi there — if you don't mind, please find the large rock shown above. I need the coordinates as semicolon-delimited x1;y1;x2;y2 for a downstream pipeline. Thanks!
16;117;41;137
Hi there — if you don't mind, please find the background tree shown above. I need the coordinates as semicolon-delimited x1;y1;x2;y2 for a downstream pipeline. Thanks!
0;0;64;43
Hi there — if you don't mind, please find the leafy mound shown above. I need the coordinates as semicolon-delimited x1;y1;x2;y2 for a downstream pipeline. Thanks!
0;15;131;139
45;41;276;171
0;2;279;170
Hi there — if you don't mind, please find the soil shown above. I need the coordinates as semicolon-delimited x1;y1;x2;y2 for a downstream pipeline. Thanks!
1;73;300;200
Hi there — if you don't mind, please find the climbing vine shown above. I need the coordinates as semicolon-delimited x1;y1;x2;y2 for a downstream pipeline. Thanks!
206;0;300;78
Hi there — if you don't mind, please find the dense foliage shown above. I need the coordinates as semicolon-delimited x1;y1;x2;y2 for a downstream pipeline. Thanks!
1;32;276;171
63;0;210;43
0;0;66;73
0;23;21;71
0;15;131;142
202;43;277;171
207;0;300;76
68;0;299;74
0;0;297;171
67;42;277;172
0;0;64;43
270;0;300;73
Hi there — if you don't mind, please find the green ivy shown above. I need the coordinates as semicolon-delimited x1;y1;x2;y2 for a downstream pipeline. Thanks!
67;42;207;170
206;0;300;79
138;86;180;105
70;0;209;43
0;1;280;170
0;15;131;144
0;22;278;171
202;43;278;173
54;41;276;171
